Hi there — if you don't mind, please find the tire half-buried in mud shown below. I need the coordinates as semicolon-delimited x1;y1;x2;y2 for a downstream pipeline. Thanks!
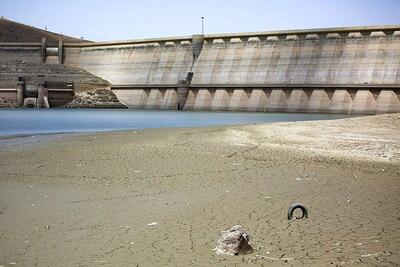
287;203;309;220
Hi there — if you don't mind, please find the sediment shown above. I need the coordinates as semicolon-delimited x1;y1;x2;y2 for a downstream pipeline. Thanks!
0;114;399;266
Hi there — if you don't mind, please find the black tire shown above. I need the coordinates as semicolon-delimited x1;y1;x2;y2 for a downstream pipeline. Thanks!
287;203;308;220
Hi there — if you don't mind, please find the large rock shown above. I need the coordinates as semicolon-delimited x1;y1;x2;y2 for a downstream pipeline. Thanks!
213;225;253;256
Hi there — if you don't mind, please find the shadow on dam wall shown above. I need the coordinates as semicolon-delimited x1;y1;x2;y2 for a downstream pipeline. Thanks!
1;25;400;114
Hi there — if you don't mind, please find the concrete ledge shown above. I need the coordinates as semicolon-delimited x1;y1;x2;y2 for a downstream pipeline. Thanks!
0;42;42;47
266;36;280;41
47;89;74;92
305;34;320;39
64;36;192;48
370;31;386;37
111;84;180;89
230;38;242;43
188;84;400;89
247;37;261;42
1;25;399;49
212;39;225;44
326;33;342;38
348;32;363;38
110;84;400;90
286;34;300;40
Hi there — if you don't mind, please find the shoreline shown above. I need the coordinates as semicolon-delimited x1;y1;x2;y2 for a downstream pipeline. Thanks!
0;109;357;147
0;113;399;266
1;113;397;170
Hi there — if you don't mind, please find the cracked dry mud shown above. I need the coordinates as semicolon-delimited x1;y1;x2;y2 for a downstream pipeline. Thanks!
0;114;399;266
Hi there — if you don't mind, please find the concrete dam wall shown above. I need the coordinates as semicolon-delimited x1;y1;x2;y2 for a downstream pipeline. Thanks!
1;25;399;113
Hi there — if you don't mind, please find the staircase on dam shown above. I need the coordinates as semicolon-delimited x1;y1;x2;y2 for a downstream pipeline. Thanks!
1;25;400;114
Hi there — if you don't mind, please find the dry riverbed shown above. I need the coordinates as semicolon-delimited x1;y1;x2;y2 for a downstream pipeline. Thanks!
0;114;399;266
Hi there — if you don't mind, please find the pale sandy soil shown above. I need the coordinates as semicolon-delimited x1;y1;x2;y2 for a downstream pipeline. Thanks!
0;114;399;266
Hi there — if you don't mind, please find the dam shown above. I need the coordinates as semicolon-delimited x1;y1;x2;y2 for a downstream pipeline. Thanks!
1;25;400;114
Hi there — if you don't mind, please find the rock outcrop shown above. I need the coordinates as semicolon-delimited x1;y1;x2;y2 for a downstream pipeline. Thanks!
64;89;126;108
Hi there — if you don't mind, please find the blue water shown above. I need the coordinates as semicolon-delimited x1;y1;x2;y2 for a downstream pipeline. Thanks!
0;109;353;137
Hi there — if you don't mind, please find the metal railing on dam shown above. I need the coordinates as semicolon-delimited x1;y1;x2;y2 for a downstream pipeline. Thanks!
1;25;399;114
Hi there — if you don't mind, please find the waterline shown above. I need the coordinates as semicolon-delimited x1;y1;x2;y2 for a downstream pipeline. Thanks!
0;109;354;137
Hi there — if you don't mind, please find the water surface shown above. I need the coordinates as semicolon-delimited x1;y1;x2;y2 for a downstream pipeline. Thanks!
0;109;353;137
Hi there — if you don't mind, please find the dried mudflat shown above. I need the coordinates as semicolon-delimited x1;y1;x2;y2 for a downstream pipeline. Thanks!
0;113;399;266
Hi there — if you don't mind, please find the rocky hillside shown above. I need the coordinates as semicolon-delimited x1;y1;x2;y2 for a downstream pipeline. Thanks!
0;59;108;89
0;17;89;44
0;60;125;108
0;18;126;108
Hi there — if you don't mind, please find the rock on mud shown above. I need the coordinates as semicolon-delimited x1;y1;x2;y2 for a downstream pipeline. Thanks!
213;224;253;256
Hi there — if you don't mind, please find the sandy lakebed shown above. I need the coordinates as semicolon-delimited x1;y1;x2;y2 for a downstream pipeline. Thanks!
0;113;399;266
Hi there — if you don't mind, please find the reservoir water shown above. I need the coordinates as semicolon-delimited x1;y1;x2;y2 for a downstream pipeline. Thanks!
0;109;353;137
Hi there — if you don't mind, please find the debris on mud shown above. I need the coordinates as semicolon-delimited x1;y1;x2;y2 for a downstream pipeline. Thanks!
213;224;253;256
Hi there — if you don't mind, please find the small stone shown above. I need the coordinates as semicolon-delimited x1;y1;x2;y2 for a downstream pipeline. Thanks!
147;222;158;226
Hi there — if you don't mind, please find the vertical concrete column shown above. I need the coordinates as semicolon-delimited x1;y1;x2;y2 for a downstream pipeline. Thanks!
194;89;212;110
192;35;204;62
183;90;196;110
16;77;24;107
161;89;178;109
41;37;47;63
58;39;63;65
37;81;49;108
145;89;163;109
177;80;189;110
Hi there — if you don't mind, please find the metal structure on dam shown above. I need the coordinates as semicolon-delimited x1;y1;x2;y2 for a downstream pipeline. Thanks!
1;25;400;114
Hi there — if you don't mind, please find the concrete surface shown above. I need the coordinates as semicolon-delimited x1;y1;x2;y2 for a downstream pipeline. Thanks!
1;25;400;113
